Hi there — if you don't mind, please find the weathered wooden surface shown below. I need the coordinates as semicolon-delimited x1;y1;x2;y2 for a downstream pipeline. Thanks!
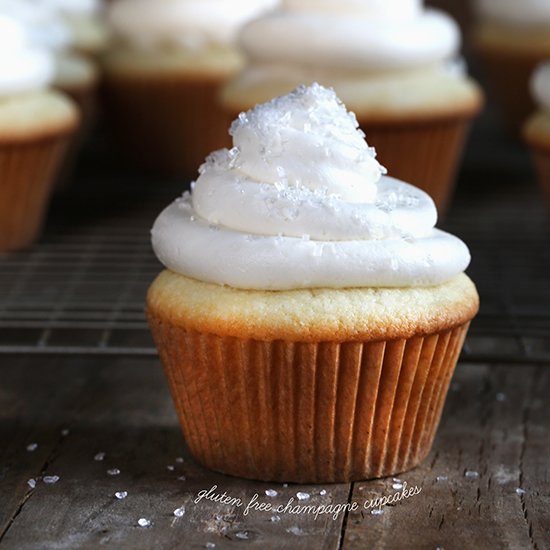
0;357;548;549
0;357;349;549
344;365;550;550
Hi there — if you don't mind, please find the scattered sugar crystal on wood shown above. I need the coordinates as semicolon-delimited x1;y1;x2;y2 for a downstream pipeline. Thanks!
516;488;526;495
235;532;249;540
94;452;106;461
43;476;59;484
296;492;310;501
392;482;403;490
61;429;70;437
319;489;327;496
107;468;121;476
27;479;36;489
371;508;384;515
270;515;281;523
115;491;128;500
137;518;151;528
286;526;305;536
173;507;185;517
436;475;448;482
464;470;479;478
26;443;38;452
205;543;216;549
265;489;278;497
166;465;175;471
175;457;184;464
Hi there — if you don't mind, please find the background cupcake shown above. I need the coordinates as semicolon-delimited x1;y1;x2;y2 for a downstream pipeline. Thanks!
222;0;483;215
46;0;109;58
102;0;278;177
0;14;78;251
524;62;550;211
0;0;100;139
147;84;479;483
473;0;550;132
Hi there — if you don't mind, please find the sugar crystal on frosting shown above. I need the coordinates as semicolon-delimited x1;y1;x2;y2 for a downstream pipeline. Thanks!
151;83;471;291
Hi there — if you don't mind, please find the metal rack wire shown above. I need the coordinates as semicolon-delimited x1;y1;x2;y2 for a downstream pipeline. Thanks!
1;137;549;363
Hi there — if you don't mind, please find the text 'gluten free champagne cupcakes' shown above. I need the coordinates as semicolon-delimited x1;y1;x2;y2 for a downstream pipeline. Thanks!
147;84;479;483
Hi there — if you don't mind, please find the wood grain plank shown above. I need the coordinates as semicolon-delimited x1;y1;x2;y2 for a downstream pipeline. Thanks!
0;357;348;550
342;363;550;550
0;356;94;538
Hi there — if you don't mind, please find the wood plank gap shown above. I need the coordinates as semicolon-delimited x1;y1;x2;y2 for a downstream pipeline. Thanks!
337;482;355;550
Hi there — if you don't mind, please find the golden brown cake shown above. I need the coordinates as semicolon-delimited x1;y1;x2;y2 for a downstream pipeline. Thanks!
0;14;78;251
148;271;477;482
0;90;78;251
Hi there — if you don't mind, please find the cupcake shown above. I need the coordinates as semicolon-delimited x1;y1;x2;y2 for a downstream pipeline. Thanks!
46;0;109;58
102;0;277;177
0;0;99;133
0;14;78;251
473;0;550;132
221;0;483;215
147;84;479;483
524;63;550;210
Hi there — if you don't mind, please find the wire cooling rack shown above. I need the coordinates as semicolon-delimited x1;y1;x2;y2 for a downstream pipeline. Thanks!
0;123;549;363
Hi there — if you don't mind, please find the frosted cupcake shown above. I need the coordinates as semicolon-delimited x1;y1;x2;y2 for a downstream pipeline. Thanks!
46;0;109;57
147;84;479;483
0;0;100;126
0;15;78;251
474;0;550;131
103;0;278;176
222;0;483;215
524;63;550;210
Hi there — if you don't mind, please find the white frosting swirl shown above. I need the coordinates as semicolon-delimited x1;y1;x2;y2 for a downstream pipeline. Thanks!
108;0;278;50
0;0;71;51
239;0;460;71
47;0;101;16
152;84;470;290
475;0;550;27
531;63;550;112
283;0;421;17
0;14;55;97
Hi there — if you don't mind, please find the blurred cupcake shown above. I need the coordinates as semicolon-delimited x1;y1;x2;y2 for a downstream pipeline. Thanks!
102;0;278;177
0;0;100;125
0;14;78;251
222;0;483;215
147;84;479;483
524;63;550;210
473;0;550;132
47;0;109;57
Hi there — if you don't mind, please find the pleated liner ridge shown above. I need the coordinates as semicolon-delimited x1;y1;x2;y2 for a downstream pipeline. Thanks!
358;115;473;218
102;73;232;177
528;145;550;212
477;46;542;133
148;313;470;483
0;133;72;252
